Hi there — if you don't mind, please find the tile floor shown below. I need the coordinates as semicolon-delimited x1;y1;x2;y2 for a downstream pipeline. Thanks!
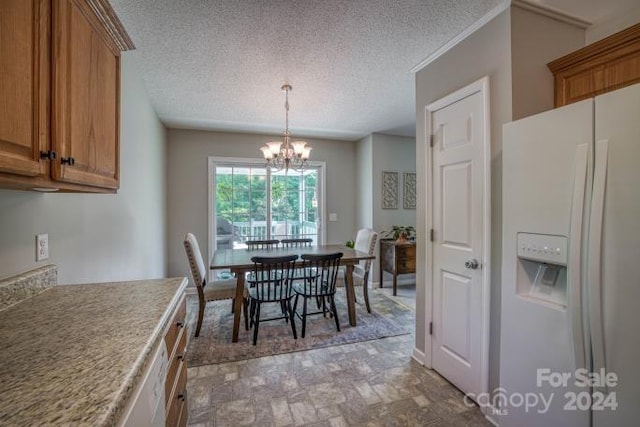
378;283;416;311
186;290;491;427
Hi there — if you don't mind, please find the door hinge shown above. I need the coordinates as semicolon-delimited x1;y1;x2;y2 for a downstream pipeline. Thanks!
429;321;433;335
430;134;435;147
430;229;434;242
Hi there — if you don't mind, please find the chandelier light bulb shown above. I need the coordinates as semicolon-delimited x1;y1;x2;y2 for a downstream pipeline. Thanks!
260;146;273;160
266;141;282;156
291;141;307;156
259;85;311;171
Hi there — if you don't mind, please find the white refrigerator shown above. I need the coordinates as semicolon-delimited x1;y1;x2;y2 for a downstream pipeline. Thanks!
500;82;640;427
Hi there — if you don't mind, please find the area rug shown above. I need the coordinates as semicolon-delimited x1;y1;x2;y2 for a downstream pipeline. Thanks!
185;289;413;367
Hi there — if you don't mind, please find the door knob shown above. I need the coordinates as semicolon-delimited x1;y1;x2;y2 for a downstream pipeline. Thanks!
465;259;479;269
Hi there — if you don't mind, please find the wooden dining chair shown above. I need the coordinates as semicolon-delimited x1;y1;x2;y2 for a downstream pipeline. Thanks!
348;228;378;313
293;252;343;338
280;238;313;248
184;233;248;337
246;254;299;345
245;239;280;250
280;238;319;308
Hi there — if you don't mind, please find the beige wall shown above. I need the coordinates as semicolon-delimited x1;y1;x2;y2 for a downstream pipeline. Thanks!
354;133;416;284
415;9;512;396
0;53;167;284
166;129;357;281
355;133;416;233
414;5;585;399
586;5;640;44
511;7;585;120
371;133;416;234
355;135;373;230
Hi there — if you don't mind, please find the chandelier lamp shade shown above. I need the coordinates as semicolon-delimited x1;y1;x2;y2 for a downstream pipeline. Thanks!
260;84;311;171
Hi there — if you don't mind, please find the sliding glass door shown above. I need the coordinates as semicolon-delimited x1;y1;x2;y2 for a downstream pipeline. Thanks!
270;168;318;241
210;158;323;250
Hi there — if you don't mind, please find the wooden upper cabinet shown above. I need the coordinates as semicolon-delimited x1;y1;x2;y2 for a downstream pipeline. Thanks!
52;0;120;189
548;23;640;107
0;0;49;178
0;0;133;192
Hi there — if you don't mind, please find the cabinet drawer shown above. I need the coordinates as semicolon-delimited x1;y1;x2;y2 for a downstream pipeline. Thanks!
164;297;186;356
166;361;187;427
166;326;187;405
176;400;188;427
397;259;416;274
397;245;416;260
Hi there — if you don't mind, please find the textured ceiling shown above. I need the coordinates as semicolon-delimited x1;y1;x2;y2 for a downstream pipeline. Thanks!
109;0;633;140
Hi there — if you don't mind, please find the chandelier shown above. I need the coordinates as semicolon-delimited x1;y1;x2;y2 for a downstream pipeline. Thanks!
260;84;311;171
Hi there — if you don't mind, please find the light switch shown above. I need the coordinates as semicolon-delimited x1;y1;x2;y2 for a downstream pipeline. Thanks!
329;213;337;222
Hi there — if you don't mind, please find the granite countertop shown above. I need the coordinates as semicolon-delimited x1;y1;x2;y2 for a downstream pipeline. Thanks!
0;277;187;426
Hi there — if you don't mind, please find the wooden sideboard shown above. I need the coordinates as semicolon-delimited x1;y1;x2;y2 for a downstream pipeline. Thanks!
548;23;640;107
379;239;416;296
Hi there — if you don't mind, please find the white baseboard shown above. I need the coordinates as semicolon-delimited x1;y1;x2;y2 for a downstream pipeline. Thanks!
185;286;197;296
482;405;500;426
411;347;426;365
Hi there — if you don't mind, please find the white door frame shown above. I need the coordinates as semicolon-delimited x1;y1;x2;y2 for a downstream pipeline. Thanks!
423;76;491;399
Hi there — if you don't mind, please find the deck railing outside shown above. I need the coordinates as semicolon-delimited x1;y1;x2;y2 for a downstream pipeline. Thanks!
217;220;318;249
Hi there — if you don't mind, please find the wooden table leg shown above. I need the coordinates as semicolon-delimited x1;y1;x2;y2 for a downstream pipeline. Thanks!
232;268;244;342
393;270;398;296
345;264;357;326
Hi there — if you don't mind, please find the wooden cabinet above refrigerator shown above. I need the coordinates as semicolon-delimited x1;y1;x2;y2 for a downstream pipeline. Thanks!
548;23;640;108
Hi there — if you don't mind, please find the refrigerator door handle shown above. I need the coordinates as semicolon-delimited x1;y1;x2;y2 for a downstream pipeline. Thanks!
569;143;589;371
588;139;609;391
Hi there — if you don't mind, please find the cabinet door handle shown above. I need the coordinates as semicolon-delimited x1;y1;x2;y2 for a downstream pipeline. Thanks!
176;321;184;328
178;392;186;402
177;353;185;361
40;150;57;160
61;157;75;165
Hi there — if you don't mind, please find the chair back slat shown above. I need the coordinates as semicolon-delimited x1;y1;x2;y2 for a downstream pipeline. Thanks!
300;252;343;296
249;254;298;302
280;238;313;248
246;239;280;250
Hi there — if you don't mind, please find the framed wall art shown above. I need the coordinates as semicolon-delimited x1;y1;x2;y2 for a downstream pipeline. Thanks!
382;171;398;209
403;172;416;209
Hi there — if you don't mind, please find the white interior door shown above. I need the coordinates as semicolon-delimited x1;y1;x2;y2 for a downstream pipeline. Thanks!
429;78;489;399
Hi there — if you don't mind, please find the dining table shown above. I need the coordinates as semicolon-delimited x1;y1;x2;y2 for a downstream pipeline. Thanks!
210;244;374;342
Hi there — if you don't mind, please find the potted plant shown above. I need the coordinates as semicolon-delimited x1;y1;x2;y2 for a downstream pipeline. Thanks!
384;225;415;243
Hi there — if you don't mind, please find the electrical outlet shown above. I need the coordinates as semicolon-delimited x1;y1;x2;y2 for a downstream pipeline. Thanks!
36;234;49;261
